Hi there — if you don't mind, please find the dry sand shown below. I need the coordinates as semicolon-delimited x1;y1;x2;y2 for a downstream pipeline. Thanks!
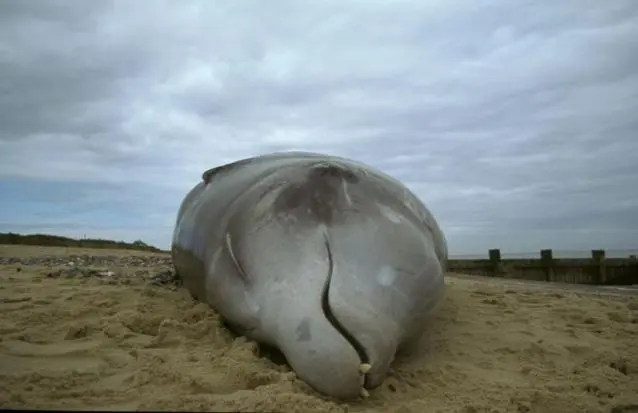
0;245;637;413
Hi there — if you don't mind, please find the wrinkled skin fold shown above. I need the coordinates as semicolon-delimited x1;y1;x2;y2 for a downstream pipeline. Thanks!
172;152;448;399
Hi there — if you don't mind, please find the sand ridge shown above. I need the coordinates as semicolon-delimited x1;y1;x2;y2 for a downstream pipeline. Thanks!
0;245;637;412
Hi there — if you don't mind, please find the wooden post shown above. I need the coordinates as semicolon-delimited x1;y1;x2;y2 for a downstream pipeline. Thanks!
488;249;502;277
592;249;606;284
540;249;554;282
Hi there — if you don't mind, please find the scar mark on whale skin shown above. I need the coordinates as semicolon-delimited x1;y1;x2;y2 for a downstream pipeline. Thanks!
226;232;250;283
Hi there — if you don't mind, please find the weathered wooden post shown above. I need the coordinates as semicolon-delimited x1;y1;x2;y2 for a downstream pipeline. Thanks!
488;248;502;277
592;249;606;284
540;249;554;282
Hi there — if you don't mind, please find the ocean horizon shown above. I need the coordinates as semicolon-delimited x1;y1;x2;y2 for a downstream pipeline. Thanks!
449;249;637;260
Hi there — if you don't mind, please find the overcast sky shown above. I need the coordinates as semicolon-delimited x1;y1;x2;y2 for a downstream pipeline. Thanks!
1;0;637;256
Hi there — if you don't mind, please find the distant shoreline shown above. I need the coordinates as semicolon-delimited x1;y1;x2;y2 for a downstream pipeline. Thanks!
0;232;167;253
0;231;634;260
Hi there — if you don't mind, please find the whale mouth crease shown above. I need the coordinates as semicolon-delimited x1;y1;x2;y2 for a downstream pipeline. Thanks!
320;233;371;389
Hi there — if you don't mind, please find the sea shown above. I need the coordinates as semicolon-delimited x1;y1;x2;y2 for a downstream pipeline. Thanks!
449;250;637;260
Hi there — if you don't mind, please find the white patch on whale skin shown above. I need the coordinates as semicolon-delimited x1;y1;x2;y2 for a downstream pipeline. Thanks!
377;265;413;307
226;232;239;266
377;265;397;286
244;290;261;314
376;202;403;224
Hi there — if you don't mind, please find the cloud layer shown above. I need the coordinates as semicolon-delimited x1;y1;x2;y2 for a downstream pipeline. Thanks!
1;0;637;255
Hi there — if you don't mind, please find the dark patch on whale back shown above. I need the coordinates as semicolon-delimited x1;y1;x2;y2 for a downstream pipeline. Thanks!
273;164;360;225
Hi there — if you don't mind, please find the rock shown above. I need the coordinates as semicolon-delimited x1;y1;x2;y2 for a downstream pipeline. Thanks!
150;270;181;286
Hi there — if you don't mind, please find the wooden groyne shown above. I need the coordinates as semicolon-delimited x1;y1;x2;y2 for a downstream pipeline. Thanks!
448;249;638;286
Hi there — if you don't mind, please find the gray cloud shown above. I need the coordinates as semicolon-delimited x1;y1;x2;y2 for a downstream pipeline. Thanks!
1;0;637;254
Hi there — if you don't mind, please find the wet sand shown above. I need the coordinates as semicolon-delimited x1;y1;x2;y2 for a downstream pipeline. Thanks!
0;245;636;412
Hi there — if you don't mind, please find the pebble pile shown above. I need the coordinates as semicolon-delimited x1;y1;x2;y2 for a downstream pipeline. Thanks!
0;254;181;286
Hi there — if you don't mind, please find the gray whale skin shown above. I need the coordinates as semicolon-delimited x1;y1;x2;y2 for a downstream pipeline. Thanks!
171;151;447;399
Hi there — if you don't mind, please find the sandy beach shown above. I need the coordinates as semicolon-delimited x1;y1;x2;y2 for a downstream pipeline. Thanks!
0;245;636;413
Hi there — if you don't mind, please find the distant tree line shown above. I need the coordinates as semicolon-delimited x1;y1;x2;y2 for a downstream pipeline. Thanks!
0;232;166;253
